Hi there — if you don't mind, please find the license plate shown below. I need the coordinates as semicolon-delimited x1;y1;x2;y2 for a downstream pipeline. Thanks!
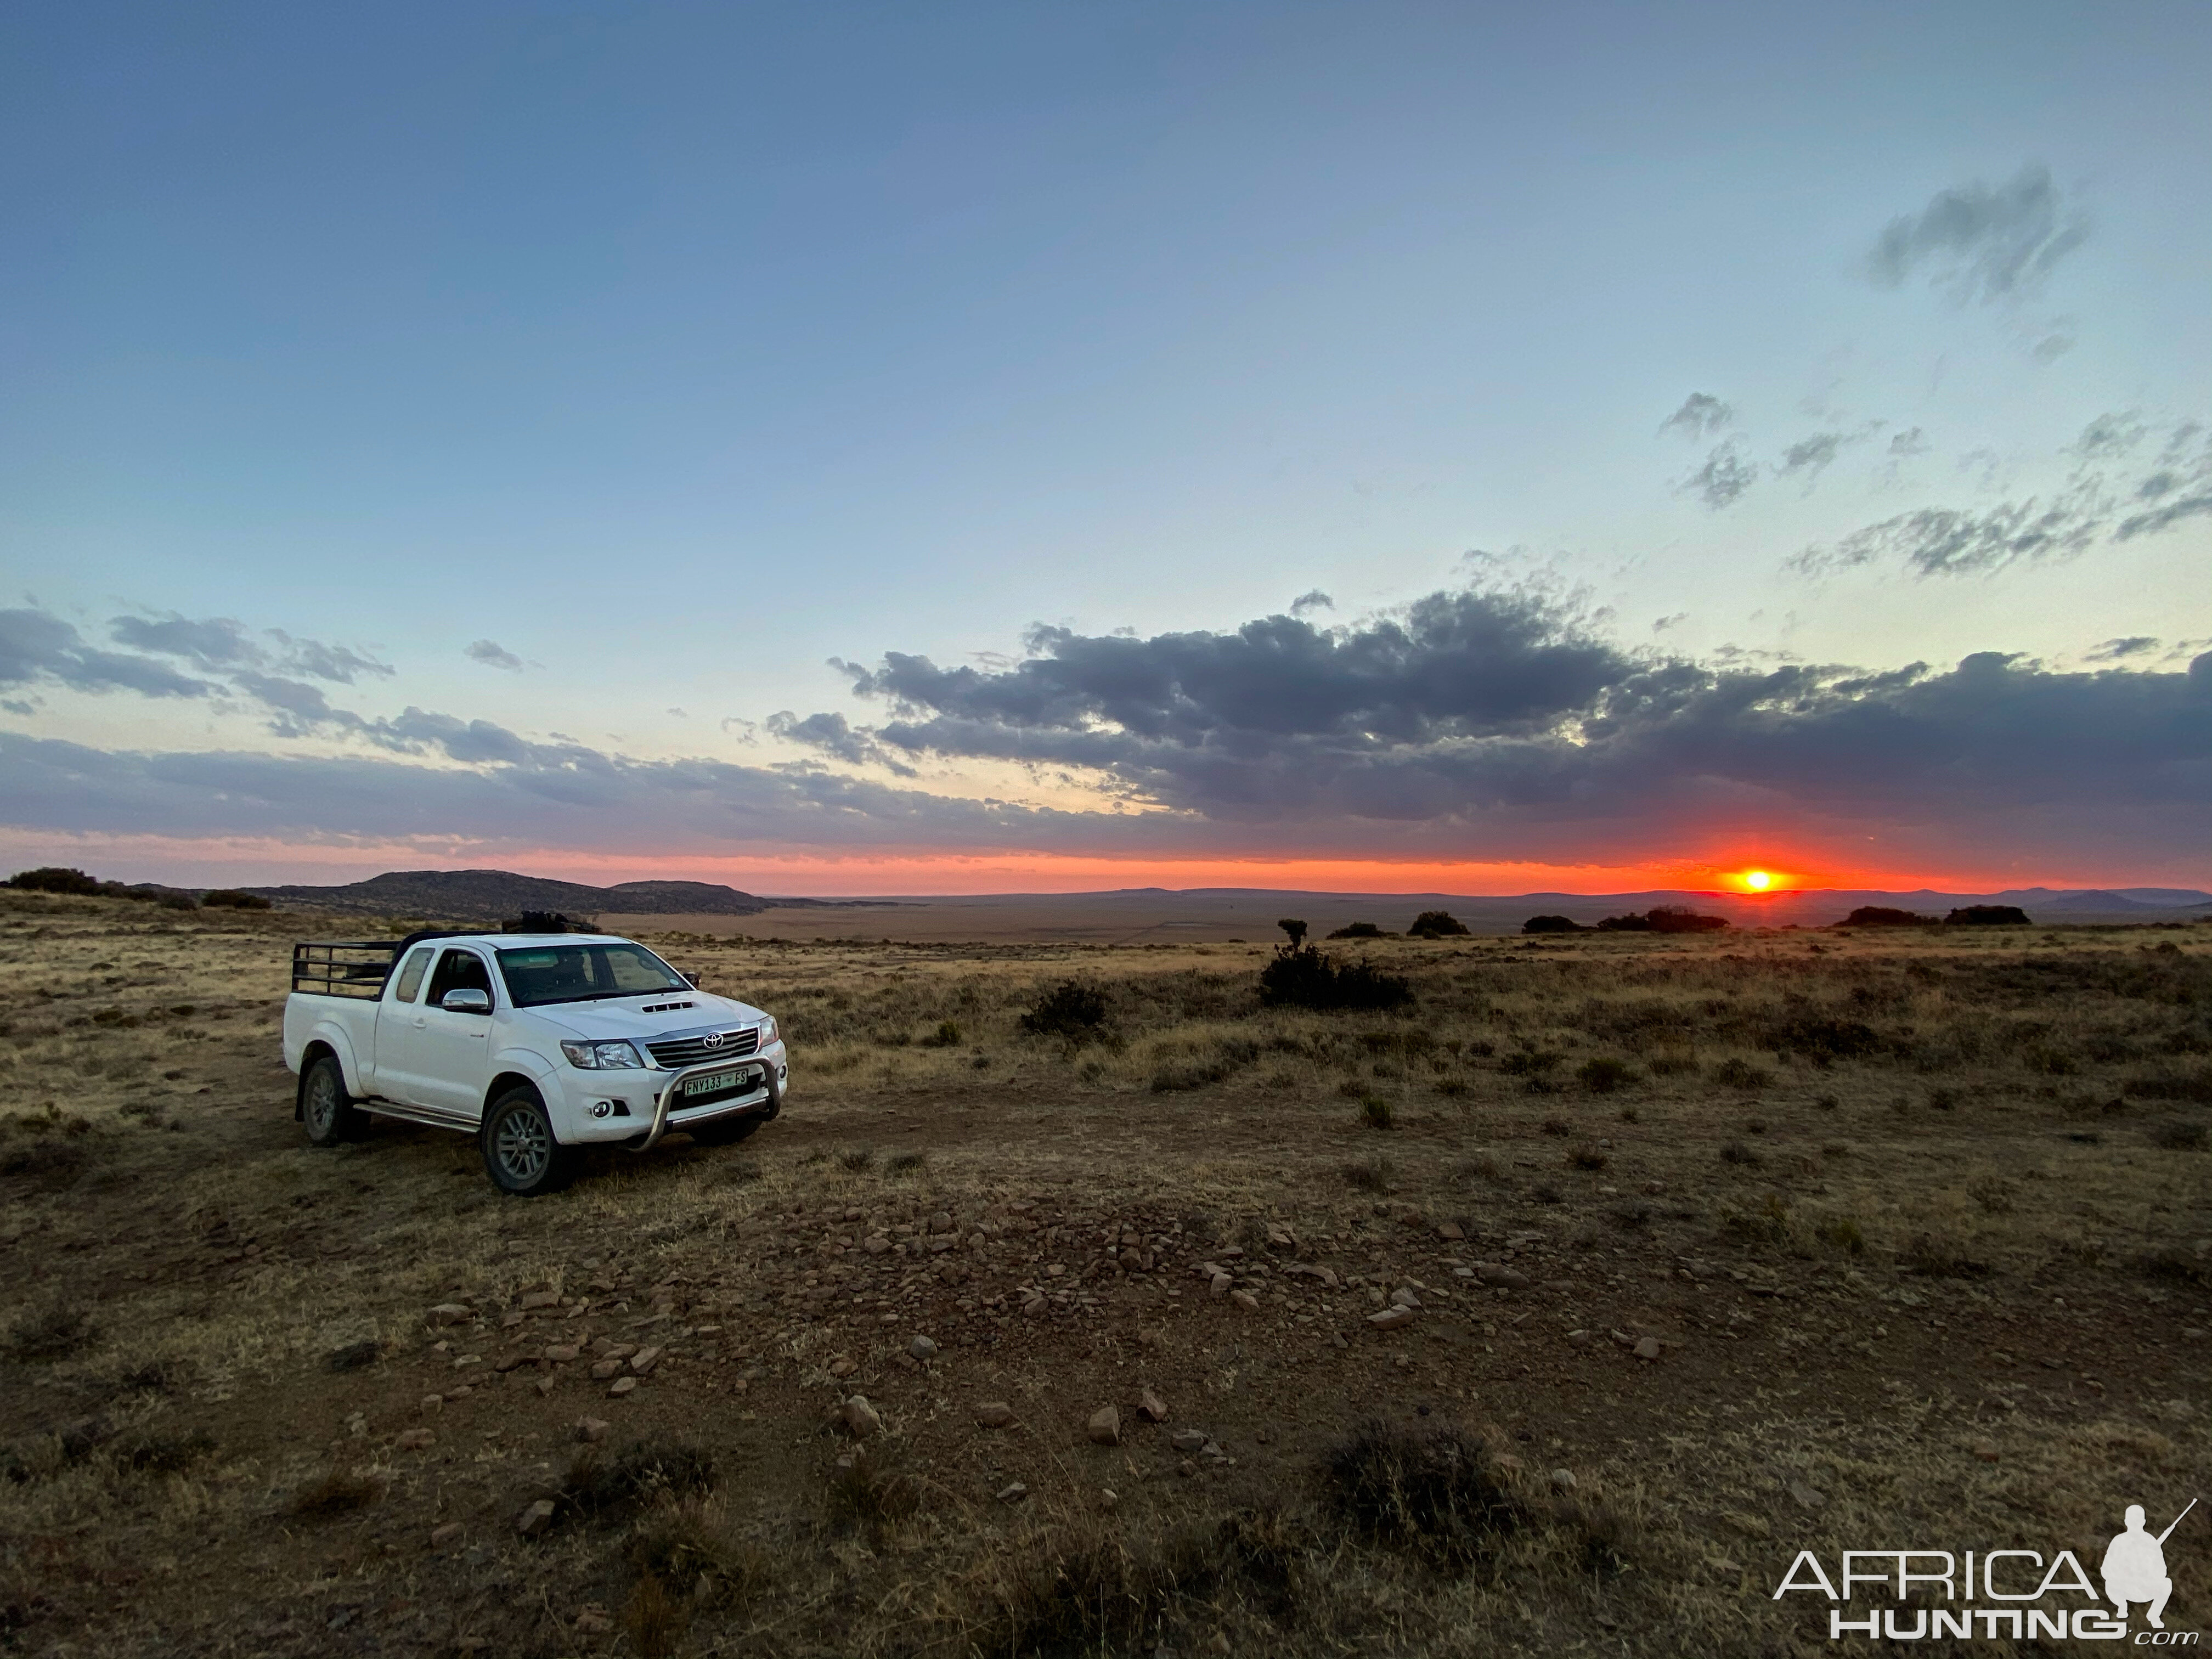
683;1067;747;1097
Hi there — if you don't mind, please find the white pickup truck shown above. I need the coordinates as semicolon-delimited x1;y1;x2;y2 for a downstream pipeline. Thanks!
281;929;788;1194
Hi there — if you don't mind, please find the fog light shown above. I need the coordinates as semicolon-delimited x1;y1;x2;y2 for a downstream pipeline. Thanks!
590;1100;613;1119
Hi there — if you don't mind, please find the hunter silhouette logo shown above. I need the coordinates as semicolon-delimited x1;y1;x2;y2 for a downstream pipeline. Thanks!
2107;1500;2193;1631
1774;1496;2199;1642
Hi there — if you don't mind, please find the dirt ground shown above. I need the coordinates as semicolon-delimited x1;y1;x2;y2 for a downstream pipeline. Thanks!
0;890;2205;1657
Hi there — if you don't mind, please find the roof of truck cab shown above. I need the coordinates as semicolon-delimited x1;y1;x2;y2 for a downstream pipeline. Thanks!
477;933;631;947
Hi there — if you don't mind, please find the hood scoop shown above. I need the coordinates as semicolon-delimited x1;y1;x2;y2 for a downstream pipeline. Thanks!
640;1000;696;1014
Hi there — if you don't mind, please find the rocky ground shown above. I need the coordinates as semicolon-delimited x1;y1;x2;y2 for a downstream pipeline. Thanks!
0;889;2205;1656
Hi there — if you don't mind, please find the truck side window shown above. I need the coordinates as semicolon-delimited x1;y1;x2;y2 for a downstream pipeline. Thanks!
391;947;433;1005
425;949;494;1011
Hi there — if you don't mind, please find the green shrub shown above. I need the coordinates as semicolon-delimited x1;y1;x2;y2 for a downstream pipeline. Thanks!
1576;1057;1634;1093
1407;910;1471;939
1018;981;1109;1042
1258;946;1413;1012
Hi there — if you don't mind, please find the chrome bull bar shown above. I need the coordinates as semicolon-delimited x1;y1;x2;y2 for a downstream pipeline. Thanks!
628;1057;781;1154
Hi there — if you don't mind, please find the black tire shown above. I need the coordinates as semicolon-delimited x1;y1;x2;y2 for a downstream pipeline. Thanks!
482;1087;573;1196
686;1113;764;1148
301;1054;363;1147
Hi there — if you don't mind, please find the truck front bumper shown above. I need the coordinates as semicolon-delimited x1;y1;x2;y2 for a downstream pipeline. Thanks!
554;1041;788;1146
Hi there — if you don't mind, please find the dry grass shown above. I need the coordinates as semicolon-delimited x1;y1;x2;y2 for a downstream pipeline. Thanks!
0;887;2205;1656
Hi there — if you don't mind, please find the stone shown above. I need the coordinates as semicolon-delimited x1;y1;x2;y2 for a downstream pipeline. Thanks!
574;1608;613;1637
1209;1273;1232;1299
1137;1387;1169;1423
996;1482;1029;1504
1436;1221;1465;1241
1390;1288;1421;1310
575;1418;611;1442
494;1355;529;1373
515;1499;555;1537
842;1396;884;1438
520;1290;561;1311
908;1335;938;1361
430;1522;464;1550
591;1359;622;1380
1475;1265;1531;1290
1023;1296;1047;1318
1368;1307;1415;1330
1633;1336;1663;1361
827;1357;858;1379
1549;1468;1576;1491
543;1344;579;1363
1230;1290;1260;1312
975;1401;1015;1429
534;1374;556;1397
1644;1180;1666;1195
1972;1442;2000;1463
630;1345;662;1374
863;1235;891;1254
422;1394;445;1412
607;1375;639;1397
395;1427;436;1451
1170;1429;1210;1454
930;1211;954;1233
428;1304;472;1327
1787;1481;1826;1508
1088;1406;1121;1446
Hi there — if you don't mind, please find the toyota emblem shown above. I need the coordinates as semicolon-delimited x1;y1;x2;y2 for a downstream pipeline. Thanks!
702;1031;726;1049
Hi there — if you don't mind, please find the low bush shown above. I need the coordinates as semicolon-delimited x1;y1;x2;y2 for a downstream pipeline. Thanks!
1713;1057;1770;1090
1946;905;2031;926
1359;1095;1395;1130
1576;1057;1634;1093
1327;921;1391;939
201;889;272;910
1342;1153;1395;1190
1407;910;1471;939
1521;914;1583;934
1319;1421;1524;1571
1257;946;1413;1012
1018;981;1110;1042
1837;906;1937;927
3;1301;97;1363
1566;1142;1608;1171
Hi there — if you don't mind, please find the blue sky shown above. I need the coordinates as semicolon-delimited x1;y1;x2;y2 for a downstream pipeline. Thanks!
2;2;2208;892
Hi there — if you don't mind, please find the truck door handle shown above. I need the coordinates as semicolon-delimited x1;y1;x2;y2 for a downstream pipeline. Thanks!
412;1017;427;1029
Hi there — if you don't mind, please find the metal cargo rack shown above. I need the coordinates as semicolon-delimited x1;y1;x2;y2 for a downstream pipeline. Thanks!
292;940;403;999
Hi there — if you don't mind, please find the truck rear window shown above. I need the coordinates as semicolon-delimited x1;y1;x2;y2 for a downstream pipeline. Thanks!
495;943;687;1008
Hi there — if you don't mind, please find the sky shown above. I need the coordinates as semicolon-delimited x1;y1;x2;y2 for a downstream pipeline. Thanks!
2;0;2208;896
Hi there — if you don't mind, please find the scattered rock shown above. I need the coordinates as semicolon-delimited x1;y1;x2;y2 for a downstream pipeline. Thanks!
575;1418;611;1443
427;1304;472;1327
1209;1273;1232;1299
543;1344;578;1364
533;1374;555;1397
429;1522;463;1550
1088;1406;1121;1446
515;1499;555;1537
1023;1296;1047;1318
1474;1264;1532;1290
591;1359;622;1380
1170;1429;1210;1454
842;1396;884;1438
1390;1288;1421;1310
1137;1387;1169;1423
908;1335;938;1361
574;1607;613;1636
827;1357;858;1379
1229;1290;1260;1312
607;1376;639;1398
629;1346;661;1375
395;1428;435;1451
1549;1468;1576;1491
422;1393;444;1412
975;1401;1015;1429
863;1235;891;1255
1368;1307;1415;1330
1633;1336;1663;1361
519;1290;560;1311
1644;1180;1666;1195
996;1482;1028;1504
1972;1441;2000;1463
1436;1221;1465;1241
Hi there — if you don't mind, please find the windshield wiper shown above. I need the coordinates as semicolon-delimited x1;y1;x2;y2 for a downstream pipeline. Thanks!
515;988;683;1008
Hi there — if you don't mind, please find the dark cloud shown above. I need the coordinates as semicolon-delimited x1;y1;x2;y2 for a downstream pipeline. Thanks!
110;612;391;683
1660;394;1734;440
465;639;525;672
1796;413;2210;577
1776;432;1846;482
765;710;917;776
2086;637;2159;662
1684;443;1756;510
1888;428;1930;457
1866;163;2089;303
3;585;2206;873
1;608;213;699
1289;590;1334;616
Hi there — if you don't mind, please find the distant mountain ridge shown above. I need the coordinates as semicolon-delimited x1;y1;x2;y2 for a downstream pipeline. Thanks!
241;867;874;922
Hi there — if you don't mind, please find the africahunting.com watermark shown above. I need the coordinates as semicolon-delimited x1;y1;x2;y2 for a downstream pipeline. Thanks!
1774;1499;2198;1643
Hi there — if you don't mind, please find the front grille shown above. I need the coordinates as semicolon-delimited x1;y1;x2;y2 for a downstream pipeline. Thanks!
647;1028;759;1068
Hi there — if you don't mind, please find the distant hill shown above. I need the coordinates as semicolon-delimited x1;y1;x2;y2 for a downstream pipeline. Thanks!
241;868;866;922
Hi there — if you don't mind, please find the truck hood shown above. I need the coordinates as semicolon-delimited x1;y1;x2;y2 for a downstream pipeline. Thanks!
526;993;767;1043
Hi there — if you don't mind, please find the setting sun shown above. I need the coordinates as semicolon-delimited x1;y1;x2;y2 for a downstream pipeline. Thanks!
1744;868;1773;890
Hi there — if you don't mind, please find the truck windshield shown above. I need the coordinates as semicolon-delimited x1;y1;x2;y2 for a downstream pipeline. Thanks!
495;944;687;1008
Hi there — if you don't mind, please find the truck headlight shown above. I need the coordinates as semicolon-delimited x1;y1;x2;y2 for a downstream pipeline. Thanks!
561;1040;644;1070
757;1016;778;1047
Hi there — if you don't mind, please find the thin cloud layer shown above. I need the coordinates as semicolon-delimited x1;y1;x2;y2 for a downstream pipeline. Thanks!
1866;162;2089;303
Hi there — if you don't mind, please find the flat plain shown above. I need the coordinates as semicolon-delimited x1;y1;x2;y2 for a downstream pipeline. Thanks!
0;888;2205;1657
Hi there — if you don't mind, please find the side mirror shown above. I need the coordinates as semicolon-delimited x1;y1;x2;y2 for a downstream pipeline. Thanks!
441;988;492;1013
682;972;702;988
